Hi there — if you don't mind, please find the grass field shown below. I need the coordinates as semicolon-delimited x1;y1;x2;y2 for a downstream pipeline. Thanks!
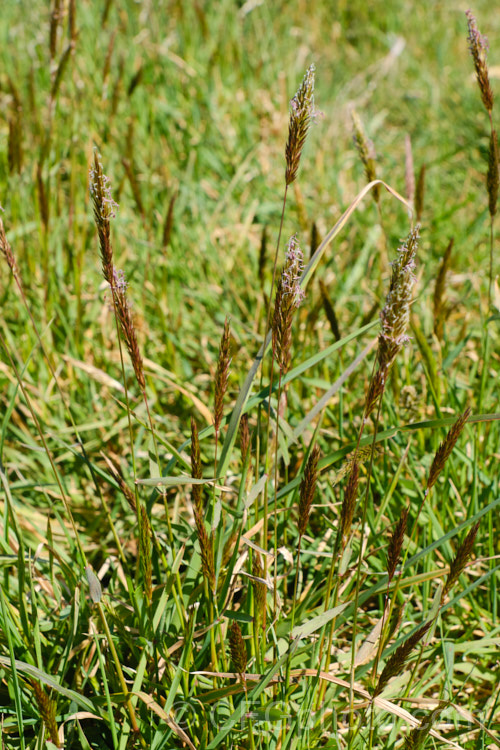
0;1;499;748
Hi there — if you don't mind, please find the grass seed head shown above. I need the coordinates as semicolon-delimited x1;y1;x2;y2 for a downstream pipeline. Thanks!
111;267;146;391
162;190;177;249
405;134;415;208
319;279;341;341
0;217;20;279
89;151;118;284
352;109;380;202
190;417;215;591
374;620;432;697
258;225;267;287
339;461;359;551
32;681;60;747
272;234;305;374
365;226;419;417
190;417;203;518
427;407;471;492
310;220;320;259
285;64;318;186
104;457;136;513
466;10;494;113
239;413;250;466
139;505;152;604
415;164;426;223
8;108;23;175
197;517;216;594
298;444;321;537
487;129;499;217
214;317;231;435
442;521;480;600
387;507;409;582
229;620;247;677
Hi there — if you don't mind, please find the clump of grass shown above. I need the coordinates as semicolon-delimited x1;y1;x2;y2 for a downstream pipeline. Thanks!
0;11;498;750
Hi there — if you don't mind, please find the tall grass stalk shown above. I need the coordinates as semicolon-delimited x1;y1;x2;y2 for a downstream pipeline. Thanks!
260;65;317;594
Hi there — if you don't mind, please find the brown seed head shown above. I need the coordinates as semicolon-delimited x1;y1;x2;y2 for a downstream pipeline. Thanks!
365;227;419;417
111;267;146;391
272;235;305;374
415;164;426;223
8;108;23;175
197;517;216;594
442;521;480;600
352;109;380;202
190;418;215;591
162;190;177;249
387;507;409;582
214;318;231;435
190;417;203;519
229;620;247;677
285;64;318;186
466;10;494;112
139;505;152;603
339;461;359;551
405;134;415;209
298;444;321;537
89;151;118;284
374;620;432;697
319;279;341;341
310;221;320;259
103;455;136;513
122;156;145;219
239;413;250;466
222;528;239;568
258;225;267;287
427;407;471;492
32;681;60;747
487;129;499;218
0;217;20;279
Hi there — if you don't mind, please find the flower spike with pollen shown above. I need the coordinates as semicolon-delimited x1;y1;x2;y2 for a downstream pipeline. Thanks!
285;64;319;186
